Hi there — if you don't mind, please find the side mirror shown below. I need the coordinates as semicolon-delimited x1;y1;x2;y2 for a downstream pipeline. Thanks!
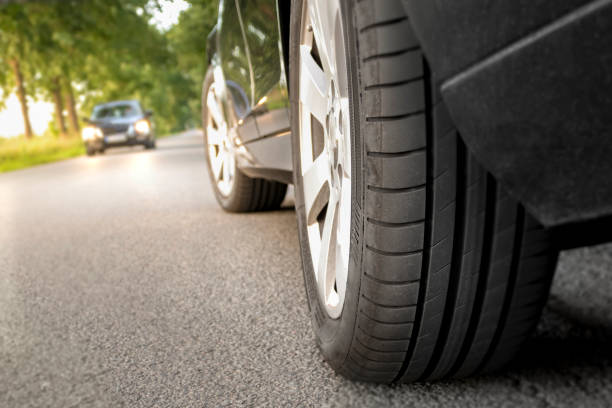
145;110;153;117
82;117;91;124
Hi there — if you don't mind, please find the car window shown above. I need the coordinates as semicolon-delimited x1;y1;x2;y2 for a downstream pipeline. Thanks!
92;104;141;119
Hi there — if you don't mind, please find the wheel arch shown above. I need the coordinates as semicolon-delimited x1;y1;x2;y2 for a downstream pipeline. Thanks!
277;0;291;87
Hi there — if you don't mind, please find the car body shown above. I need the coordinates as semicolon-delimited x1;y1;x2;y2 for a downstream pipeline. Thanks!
204;0;292;185
82;100;156;155
203;0;612;383
206;0;612;236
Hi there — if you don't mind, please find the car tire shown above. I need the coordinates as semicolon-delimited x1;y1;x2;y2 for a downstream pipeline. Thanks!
202;70;287;212
86;145;96;156
290;0;559;383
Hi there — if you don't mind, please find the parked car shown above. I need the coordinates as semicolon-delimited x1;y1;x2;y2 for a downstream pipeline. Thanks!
82;100;155;156
202;0;612;383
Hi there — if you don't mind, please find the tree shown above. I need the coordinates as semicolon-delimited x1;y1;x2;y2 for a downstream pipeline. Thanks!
167;0;218;127
51;76;67;138
1;5;35;138
7;58;33;138
1;0;220;139
64;77;79;136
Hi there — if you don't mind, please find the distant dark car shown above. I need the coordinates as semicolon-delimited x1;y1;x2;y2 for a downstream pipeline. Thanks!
202;0;612;383
82;100;155;156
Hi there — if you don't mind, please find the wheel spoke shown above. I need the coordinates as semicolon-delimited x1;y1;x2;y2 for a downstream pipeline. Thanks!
207;126;222;146
334;241;347;302
222;150;230;184
333;21;349;97
227;152;236;180
303;151;331;225
317;194;338;304
299;104;314;169
338;97;351;178
307;0;341;77
209;147;223;181
207;90;224;128
300;45;328;125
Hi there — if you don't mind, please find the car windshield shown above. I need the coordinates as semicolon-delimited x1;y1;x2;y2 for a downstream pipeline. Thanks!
92;104;140;120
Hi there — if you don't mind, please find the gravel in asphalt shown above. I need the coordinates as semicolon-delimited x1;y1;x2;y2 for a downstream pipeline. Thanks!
1;131;610;407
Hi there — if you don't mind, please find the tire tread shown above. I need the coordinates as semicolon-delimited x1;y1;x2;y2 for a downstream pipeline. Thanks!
336;0;557;383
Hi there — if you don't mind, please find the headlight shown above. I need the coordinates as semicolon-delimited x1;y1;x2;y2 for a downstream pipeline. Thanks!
82;126;102;141
134;119;150;134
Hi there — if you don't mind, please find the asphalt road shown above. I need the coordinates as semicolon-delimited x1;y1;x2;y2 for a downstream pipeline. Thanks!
1;131;611;407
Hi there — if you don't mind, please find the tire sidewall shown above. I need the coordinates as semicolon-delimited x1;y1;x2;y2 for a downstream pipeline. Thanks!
290;0;365;371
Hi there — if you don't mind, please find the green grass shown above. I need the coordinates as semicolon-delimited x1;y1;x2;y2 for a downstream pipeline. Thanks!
0;136;85;173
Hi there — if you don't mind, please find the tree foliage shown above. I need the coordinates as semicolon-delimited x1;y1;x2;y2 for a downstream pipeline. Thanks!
0;0;219;137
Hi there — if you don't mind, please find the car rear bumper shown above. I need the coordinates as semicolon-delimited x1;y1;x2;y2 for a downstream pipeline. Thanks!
405;0;612;230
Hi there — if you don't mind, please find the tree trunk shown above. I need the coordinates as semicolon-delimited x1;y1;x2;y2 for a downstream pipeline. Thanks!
52;77;67;138
9;58;33;139
64;79;80;137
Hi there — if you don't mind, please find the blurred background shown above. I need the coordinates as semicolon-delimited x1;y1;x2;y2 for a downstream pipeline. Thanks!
0;0;216;172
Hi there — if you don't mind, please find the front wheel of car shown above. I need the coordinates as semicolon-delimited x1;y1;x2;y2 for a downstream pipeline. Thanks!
290;0;559;383
202;70;287;212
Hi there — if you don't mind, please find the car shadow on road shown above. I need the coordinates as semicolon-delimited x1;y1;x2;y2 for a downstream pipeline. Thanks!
509;296;612;373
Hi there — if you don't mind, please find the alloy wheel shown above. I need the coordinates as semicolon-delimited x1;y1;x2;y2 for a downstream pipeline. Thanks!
298;0;351;319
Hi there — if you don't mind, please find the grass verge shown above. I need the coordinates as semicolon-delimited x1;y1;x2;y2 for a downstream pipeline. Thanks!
0;136;85;173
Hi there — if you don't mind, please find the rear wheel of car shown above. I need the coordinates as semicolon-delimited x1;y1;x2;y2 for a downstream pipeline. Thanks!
202;70;287;212
290;0;559;383
145;139;156;149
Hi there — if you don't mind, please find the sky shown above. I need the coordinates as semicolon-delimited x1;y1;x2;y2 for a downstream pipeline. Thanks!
0;0;191;138
150;0;190;31
0;93;54;137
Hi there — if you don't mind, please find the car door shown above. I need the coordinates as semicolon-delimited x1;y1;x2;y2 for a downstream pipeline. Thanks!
236;0;291;172
216;0;258;142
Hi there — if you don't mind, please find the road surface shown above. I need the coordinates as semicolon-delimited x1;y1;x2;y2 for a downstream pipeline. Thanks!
1;131;611;407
